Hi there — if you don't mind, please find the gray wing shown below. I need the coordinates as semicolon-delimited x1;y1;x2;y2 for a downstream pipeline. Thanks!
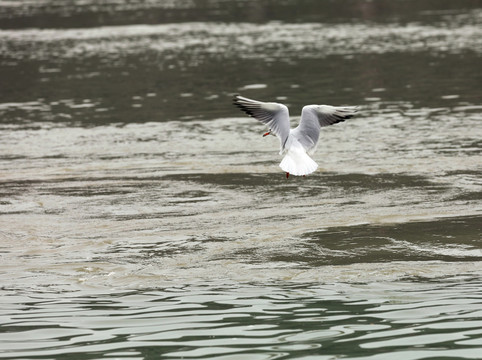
233;95;291;151
293;105;359;154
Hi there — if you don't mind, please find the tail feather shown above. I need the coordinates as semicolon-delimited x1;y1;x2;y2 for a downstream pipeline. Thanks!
279;145;318;176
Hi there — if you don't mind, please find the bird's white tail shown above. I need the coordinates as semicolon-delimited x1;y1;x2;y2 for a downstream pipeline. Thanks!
279;144;318;176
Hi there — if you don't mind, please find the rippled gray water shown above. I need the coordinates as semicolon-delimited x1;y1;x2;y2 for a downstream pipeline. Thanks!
2;279;482;359
1;0;481;359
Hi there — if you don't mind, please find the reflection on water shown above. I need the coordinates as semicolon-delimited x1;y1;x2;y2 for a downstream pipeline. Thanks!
0;0;481;359
1;279;482;359
1;0;482;28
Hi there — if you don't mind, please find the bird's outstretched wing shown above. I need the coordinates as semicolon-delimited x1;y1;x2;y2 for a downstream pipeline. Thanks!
233;95;291;151
292;105;359;154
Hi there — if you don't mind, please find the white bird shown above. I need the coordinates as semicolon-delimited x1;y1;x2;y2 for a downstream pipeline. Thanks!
233;95;358;178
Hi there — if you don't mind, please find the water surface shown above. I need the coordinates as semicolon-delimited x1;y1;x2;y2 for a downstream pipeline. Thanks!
0;0;481;359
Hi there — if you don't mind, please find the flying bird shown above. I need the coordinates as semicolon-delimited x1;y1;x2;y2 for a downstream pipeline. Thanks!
233;95;359;178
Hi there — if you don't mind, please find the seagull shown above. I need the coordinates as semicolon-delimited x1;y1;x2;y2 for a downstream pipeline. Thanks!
233;95;359;178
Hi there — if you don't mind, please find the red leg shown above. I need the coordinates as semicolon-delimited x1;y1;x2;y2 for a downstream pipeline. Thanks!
263;132;271;137
286;172;290;179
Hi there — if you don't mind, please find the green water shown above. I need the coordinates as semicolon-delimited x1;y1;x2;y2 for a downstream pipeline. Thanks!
0;0;481;358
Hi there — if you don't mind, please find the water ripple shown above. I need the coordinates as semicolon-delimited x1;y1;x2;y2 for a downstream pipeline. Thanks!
1;280;482;359
1;20;482;63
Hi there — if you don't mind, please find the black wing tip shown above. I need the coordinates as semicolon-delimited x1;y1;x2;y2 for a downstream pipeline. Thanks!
330;106;358;125
232;94;247;107
232;94;259;117
232;94;244;102
233;101;255;117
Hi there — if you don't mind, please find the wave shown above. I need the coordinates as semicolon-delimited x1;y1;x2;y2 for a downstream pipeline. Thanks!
1;19;482;61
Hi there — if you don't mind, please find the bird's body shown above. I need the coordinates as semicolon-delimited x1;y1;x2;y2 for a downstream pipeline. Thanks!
233;95;359;177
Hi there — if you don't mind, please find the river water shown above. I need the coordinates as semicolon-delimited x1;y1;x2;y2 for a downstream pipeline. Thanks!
0;0;481;359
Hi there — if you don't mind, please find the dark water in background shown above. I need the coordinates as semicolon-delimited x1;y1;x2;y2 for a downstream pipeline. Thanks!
0;0;482;359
